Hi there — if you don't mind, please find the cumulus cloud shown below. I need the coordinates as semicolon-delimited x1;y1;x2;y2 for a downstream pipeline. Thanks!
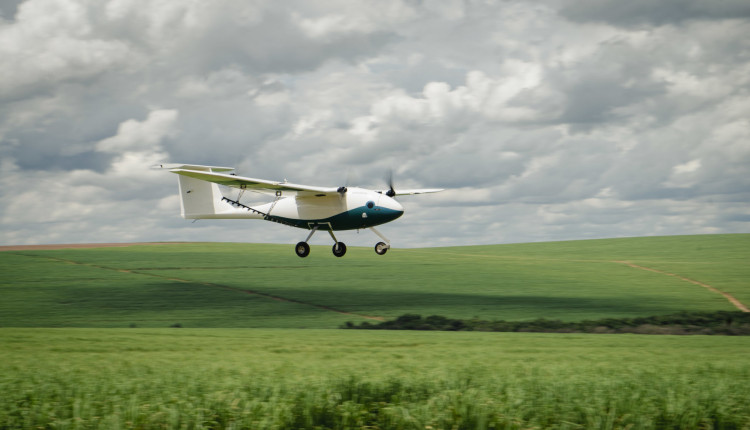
96;109;178;153
0;0;748;247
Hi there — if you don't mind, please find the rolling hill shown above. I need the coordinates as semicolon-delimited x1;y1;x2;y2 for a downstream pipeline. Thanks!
1;234;748;328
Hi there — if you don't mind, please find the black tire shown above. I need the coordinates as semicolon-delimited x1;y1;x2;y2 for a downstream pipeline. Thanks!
295;242;310;258
332;242;347;257
375;241;388;255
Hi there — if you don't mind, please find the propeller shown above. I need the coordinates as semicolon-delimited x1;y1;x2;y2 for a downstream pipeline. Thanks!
385;169;396;197
337;169;353;195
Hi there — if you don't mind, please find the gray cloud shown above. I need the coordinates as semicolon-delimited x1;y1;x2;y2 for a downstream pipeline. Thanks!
560;0;750;27
1;0;748;247
0;0;21;19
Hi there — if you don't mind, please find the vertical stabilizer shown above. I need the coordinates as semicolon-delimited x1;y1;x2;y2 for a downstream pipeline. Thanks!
159;164;236;219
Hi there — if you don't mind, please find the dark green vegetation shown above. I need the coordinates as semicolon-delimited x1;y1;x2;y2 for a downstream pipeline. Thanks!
1;329;749;429
345;311;750;335
1;234;749;328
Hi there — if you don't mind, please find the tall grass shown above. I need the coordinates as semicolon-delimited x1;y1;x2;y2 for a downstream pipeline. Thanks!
4;371;748;429
2;328;749;429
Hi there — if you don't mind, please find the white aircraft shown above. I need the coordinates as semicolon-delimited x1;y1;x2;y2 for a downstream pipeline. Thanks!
157;164;443;257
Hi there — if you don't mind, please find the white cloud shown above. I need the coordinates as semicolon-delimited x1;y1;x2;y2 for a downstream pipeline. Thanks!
362;67;553;128
672;159;701;175
96;109;179;153
663;158;703;190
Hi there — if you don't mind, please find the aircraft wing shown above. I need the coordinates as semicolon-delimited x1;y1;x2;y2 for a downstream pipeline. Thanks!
169;168;340;196
155;163;234;172
378;188;445;196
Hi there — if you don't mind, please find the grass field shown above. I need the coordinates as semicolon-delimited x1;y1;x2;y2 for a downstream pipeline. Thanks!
1;234;748;328
1;328;749;429
1;235;749;428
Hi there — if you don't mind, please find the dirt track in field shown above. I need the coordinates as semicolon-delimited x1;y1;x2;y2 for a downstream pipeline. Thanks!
614;260;749;313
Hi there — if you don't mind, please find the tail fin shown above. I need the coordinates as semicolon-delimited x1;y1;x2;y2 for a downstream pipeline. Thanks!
155;164;237;219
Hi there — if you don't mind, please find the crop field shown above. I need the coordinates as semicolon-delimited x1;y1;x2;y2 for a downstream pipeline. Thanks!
1;328;749;429
1;234;748;328
1;234;749;428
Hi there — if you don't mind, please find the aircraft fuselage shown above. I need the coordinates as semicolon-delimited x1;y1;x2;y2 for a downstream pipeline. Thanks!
206;187;404;231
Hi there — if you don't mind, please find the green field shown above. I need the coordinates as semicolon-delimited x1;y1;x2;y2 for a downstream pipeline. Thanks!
1;329;749;429
1;234;748;328
1;235;749;428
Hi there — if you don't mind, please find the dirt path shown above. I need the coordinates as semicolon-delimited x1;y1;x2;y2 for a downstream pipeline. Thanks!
11;252;384;322
614;260;749;313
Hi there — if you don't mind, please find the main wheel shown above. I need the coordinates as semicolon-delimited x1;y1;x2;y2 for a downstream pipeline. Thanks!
375;241;389;255
332;242;347;257
295;241;310;258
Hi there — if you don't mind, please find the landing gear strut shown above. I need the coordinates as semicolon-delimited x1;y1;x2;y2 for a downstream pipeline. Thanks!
295;225;318;258
294;224;347;258
370;227;391;256
327;229;346;257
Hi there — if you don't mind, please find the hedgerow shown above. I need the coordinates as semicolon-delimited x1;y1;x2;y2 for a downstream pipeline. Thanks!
343;311;750;335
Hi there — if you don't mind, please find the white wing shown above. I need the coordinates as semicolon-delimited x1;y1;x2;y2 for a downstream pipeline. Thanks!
377;188;445;196
169;169;340;197
156;164;444;197
154;163;235;172
396;188;444;195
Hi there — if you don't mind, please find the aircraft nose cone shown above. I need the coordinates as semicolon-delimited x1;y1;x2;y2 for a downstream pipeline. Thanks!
382;197;404;220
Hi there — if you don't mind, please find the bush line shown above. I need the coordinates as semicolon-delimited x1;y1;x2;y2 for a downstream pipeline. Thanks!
343;311;750;335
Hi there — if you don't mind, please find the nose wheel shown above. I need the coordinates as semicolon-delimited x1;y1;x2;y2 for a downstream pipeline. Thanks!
375;242;388;255
370;227;391;256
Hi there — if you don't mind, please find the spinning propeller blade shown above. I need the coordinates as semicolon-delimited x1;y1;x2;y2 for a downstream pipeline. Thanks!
385;169;396;197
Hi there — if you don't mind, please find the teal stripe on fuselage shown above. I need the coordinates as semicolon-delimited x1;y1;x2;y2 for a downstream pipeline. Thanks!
268;206;403;231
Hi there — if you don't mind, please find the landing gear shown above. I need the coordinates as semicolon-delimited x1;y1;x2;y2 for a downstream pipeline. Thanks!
293;224;393;258
375;241;388;255
294;224;348;258
295;242;310;258
370;227;391;256
294;225;319;258
332;242;347;257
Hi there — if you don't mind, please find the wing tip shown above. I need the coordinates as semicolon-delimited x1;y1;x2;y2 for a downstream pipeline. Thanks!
397;188;445;195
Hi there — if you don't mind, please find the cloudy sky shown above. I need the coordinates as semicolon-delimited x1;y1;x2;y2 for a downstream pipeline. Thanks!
1;0;749;248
